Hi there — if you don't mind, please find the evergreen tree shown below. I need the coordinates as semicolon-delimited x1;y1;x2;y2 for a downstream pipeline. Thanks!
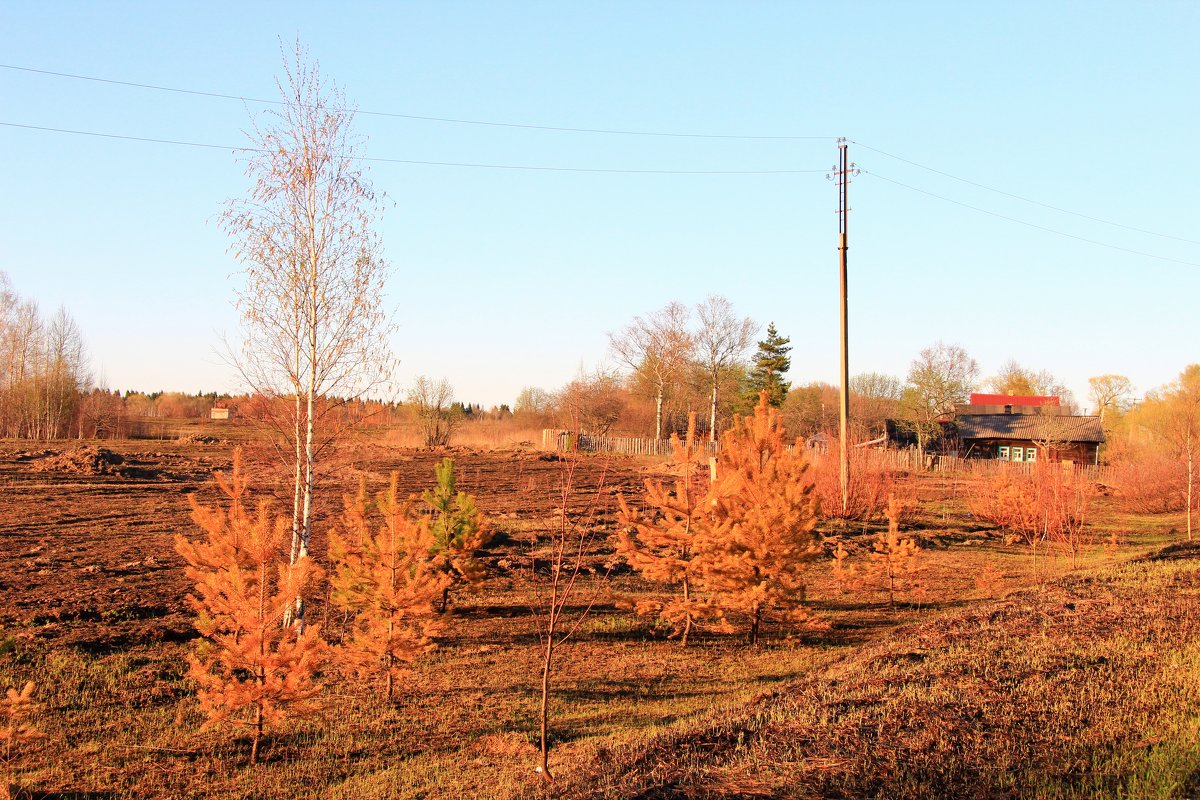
421;458;493;611
616;413;739;645
743;322;792;408
329;473;449;700
175;450;326;764
704;392;822;644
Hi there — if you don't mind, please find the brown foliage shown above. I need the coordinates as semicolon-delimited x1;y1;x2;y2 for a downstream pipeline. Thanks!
1112;451;1186;514
807;447;896;522
328;474;449;700
175;450;327;764
969;462;1097;566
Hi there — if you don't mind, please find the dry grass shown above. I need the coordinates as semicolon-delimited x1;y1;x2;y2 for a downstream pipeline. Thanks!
559;545;1200;799
0;441;1192;798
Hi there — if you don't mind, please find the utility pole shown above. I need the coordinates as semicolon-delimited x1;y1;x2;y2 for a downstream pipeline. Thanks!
829;138;858;515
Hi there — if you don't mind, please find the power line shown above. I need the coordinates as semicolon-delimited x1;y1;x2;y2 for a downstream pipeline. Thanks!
852;139;1200;246
861;169;1200;268
0;121;828;174
0;63;835;141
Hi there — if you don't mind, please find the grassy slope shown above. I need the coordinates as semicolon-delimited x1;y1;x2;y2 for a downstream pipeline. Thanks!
560;542;1200;800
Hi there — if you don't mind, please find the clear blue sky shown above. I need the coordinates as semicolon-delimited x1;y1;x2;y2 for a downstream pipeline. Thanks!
2;2;1197;411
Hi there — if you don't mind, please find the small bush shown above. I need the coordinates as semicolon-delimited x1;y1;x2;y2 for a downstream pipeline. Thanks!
808;448;896;522
1112;453;1185;514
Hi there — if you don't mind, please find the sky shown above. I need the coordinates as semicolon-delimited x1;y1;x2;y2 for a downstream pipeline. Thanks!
1;2;1197;412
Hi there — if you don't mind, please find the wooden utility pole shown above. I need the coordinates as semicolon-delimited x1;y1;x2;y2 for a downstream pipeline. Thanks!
831;138;857;514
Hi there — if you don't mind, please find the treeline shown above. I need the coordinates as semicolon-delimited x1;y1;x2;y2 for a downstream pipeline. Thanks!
0;273;89;439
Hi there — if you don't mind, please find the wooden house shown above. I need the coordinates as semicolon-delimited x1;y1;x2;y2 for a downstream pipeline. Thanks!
954;395;1103;464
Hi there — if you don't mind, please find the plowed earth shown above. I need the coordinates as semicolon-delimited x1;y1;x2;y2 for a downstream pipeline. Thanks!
0;440;648;653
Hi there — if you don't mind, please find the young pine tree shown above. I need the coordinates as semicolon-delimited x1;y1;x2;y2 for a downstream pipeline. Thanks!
2;681;42;800
328;472;449;700
865;496;924;608
616;413;738;645
420;458;492;611
705;392;822;644
175;450;326;765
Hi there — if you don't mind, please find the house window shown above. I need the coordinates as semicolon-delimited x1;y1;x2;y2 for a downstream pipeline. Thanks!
1026;447;1037;462
1011;447;1024;463
997;446;1010;461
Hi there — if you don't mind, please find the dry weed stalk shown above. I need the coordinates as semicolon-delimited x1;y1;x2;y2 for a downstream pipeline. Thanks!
532;450;611;781
329;473;449;700
176;450;327;764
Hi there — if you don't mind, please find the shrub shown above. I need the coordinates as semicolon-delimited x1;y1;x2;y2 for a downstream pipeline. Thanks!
1112;452;1186;514
807;447;896;522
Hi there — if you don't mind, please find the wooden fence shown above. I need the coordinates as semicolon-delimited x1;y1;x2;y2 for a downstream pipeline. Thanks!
547;431;719;458
551;431;1116;482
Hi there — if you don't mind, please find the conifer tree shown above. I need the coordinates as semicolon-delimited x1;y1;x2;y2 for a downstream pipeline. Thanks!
865;496;924;608
743;322;792;407
329;472;449;700
176;450;326;765
831;497;925;608
616;413;738;645
2;681;42;800
420;458;492;611
705;392;822;644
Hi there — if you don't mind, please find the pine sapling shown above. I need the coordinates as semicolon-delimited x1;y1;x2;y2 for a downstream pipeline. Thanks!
329;472;449;700
421;458;493;611
831;540;864;594
176;449;327;764
864;496;924;608
2;681;42;800
616;413;737;645
704;392;823;645
974;560;1006;599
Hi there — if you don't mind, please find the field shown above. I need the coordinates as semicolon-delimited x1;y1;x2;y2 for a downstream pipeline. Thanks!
0;429;1195;799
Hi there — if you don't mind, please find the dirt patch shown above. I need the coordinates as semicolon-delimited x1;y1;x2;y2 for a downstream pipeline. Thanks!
32;445;128;476
176;433;223;445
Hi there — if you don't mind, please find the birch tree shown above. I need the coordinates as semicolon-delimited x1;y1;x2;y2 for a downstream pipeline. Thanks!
694;295;757;442
609;302;693;440
221;42;392;624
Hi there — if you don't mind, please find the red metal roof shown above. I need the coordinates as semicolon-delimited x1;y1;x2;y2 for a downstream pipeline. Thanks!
969;393;1059;407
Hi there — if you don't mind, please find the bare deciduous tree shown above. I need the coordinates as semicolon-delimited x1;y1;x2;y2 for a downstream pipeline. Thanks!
987;359;1077;411
900;342;979;455
609;302;694;440
407;376;461;447
1089;374;1134;422
531;454;611;781
556;368;626;436
694;295;757;442
220;40;393;625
